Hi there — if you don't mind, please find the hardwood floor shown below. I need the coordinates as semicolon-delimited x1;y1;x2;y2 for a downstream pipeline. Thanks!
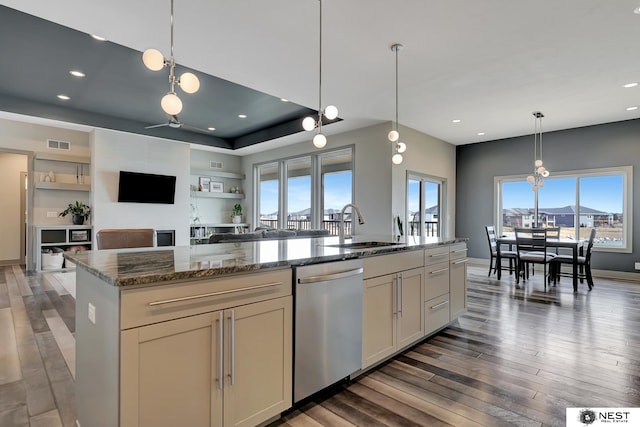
1;264;638;427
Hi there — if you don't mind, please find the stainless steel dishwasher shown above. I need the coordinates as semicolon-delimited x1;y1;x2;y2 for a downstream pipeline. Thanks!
294;259;363;402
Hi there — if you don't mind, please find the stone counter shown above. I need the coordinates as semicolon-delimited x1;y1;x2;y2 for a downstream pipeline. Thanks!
65;234;467;287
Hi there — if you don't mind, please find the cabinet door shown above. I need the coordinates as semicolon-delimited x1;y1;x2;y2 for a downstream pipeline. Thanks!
450;257;468;319
397;267;424;349
223;296;292;427
121;312;222;427
362;274;396;368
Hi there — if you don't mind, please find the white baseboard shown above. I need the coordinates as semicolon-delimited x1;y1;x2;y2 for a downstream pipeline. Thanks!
468;257;640;283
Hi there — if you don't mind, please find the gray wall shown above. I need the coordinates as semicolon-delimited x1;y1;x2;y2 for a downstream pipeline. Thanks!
456;118;640;273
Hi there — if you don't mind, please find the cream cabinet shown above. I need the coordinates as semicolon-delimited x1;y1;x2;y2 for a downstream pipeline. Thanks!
424;259;450;335
449;243;468;319
75;267;292;427
120;297;291;427
362;251;424;369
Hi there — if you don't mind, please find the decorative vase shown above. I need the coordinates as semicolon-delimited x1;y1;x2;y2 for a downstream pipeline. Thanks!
232;215;242;224
72;214;85;225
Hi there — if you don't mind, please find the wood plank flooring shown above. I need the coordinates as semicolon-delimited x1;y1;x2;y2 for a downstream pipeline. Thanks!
0;264;638;427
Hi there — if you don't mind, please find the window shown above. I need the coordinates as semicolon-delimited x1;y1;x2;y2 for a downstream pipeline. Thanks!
407;172;445;237
254;147;353;235
496;166;632;251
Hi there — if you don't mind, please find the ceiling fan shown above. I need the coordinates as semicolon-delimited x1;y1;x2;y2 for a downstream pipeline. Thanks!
144;115;210;133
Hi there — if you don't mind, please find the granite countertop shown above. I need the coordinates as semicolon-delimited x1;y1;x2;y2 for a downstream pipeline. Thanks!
65;234;467;287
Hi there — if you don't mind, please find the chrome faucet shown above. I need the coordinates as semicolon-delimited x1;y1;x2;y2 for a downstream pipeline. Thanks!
339;203;365;243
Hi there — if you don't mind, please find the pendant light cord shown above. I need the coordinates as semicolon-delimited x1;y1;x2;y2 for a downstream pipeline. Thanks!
394;45;399;131
168;0;176;93
317;0;323;133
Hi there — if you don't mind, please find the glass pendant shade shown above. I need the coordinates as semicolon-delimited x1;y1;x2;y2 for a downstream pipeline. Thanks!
388;130;399;142
396;142;407;153
143;49;165;71
161;92;183;115
535;159;543;167
179;72;200;94
313;133;327;148
324;105;338;120
302;116;316;131
526;175;535;184
392;153;403;165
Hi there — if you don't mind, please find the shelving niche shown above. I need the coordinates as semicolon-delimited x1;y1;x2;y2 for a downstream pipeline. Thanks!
33;152;91;192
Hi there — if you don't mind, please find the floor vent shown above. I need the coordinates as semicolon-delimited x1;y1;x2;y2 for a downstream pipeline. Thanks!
47;139;71;151
210;161;223;169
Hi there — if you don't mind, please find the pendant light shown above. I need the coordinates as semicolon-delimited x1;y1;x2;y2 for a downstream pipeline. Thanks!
389;43;406;165
142;0;200;116
302;0;338;149
526;111;550;192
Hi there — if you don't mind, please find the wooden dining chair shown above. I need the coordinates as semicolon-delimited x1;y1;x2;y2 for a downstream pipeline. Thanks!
514;227;556;285
485;225;517;278
550;228;596;290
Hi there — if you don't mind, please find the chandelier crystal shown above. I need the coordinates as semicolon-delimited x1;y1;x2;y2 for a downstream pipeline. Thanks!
302;0;337;149
142;0;200;116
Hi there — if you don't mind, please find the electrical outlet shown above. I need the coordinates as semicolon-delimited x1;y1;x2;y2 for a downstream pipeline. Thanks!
635;262;640;271
88;303;96;324
47;211;58;218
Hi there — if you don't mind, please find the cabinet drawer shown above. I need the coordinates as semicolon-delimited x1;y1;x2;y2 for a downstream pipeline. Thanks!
449;243;468;261
424;246;450;266
363;250;423;279
425;261;449;300
425;293;450;335
121;269;292;329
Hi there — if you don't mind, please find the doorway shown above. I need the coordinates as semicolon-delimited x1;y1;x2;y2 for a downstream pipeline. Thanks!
0;151;30;266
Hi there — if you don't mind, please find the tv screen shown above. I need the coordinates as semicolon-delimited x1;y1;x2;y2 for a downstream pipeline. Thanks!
117;171;176;204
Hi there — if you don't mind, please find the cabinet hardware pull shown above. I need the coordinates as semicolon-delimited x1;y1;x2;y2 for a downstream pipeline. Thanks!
147;281;283;306
430;300;449;310
217;312;223;390
428;252;448;258
430;267;449;274
452;258;468;265
297;268;363;284
398;273;403;319
392;276;398;316
229;310;235;386
451;248;467;254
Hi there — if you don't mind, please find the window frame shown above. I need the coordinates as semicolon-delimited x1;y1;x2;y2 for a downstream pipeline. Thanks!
494;166;633;253
406;171;447;238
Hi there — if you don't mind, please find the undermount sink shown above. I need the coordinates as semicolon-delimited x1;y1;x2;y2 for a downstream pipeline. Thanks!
325;241;401;249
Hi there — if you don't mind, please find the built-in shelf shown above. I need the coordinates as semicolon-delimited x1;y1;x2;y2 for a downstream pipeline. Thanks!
35;152;90;164
35;182;91;191
190;169;245;180
192;191;244;199
191;223;250;228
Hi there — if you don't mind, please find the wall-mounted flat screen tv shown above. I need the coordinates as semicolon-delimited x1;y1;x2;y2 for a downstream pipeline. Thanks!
117;171;176;204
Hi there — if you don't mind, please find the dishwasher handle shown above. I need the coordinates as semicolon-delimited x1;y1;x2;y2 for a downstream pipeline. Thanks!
297;267;363;284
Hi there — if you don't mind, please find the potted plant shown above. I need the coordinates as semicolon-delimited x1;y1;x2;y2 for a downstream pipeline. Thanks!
59;201;91;225
231;203;243;224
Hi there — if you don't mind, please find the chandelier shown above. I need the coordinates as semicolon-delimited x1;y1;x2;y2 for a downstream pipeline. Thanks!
388;43;407;165
526;111;549;191
142;0;200;116
302;0;338;149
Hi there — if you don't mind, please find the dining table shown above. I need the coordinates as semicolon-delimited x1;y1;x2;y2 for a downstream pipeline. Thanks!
496;235;587;292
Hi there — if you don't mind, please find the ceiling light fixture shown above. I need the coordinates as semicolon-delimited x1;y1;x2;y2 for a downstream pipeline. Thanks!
477;132;485;136
69;70;85;78
634;5;640;14
57;94;70;101
207;127;216;131
452;119;461;123
302;0;338;149
238;114;247;118
388;43;406;165
142;0;200;116
526;111;550;193
623;82;638;88
626;106;638;111
90;34;107;41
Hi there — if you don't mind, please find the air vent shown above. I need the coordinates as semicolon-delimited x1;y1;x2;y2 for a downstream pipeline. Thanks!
210;161;223;169
47;139;71;151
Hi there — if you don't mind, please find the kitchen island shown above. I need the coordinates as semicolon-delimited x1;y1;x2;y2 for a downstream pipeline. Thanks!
67;235;467;427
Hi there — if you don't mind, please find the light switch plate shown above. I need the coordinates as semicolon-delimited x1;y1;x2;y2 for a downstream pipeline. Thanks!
88;302;96;324
635;262;640;271
46;211;57;218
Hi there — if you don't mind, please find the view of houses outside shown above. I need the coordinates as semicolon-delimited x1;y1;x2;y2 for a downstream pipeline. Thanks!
501;175;624;246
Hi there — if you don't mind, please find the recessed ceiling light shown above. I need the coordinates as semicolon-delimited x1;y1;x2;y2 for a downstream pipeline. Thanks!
280;98;289;102
623;82;639;88
452;119;461;123
69;70;86;78
238;114;247;118
626;106;638;111
634;6;640;14
57;94;71;101
477;132;485;136
207;127;216;131
91;34;107;41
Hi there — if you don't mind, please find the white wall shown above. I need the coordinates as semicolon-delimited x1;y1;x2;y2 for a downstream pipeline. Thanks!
0;153;27;261
241;122;456;237
91;128;191;245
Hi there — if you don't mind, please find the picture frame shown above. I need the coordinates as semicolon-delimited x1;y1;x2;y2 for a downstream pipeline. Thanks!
198;177;210;192
210;181;224;193
70;229;89;242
